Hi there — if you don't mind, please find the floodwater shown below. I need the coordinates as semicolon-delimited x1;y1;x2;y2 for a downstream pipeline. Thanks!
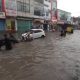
0;30;80;80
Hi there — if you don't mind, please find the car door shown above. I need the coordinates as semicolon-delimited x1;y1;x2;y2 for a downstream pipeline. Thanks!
31;30;37;38
37;30;42;37
32;30;41;38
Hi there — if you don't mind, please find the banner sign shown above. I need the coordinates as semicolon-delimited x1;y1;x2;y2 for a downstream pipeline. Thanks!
4;0;17;16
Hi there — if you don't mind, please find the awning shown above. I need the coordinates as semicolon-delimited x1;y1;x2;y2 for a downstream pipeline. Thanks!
52;19;57;23
33;19;44;23
57;21;64;24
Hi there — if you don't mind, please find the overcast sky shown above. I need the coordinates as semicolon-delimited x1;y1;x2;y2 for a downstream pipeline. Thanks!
57;0;80;17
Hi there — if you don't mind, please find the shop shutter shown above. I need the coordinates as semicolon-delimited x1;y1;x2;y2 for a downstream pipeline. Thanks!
17;20;32;32
0;20;5;31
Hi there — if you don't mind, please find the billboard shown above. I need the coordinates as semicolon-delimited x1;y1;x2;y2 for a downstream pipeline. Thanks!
4;0;17;16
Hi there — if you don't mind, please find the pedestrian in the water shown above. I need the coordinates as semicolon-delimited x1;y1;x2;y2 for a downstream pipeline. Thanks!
0;39;4;50
60;23;67;37
9;33;19;44
4;34;12;50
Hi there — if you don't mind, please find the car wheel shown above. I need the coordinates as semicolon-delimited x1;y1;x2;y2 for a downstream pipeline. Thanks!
41;35;45;38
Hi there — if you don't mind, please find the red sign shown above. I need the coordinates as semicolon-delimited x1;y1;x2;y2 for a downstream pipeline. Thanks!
50;0;57;22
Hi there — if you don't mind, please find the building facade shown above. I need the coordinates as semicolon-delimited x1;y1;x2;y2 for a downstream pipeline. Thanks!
71;17;80;29
4;0;17;32
51;0;57;23
43;0;51;20
0;0;58;32
57;9;71;24
16;0;33;32
0;0;6;31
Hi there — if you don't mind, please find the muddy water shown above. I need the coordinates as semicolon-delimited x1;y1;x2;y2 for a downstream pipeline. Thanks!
0;31;80;80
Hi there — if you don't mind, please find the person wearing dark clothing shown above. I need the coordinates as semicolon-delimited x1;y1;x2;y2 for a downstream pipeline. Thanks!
4;34;12;50
9;34;19;44
60;24;67;36
43;23;48;31
0;39;4;50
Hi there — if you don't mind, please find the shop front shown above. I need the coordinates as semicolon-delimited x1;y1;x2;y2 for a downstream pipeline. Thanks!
33;19;44;29
4;0;17;32
0;12;6;31
17;18;32;32
6;18;16;32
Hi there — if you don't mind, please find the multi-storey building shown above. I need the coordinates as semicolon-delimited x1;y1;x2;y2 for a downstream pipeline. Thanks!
43;0;51;20
57;9;71;24
51;0;57;23
0;0;58;32
0;0;44;32
71;17;80;29
0;0;17;32
32;0;44;28
34;0;44;18
16;0;33;32
5;0;17;32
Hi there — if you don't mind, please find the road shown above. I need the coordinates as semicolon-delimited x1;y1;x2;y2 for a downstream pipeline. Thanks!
0;30;80;80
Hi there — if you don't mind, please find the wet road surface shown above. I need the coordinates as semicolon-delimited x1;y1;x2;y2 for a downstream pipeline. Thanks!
0;30;80;80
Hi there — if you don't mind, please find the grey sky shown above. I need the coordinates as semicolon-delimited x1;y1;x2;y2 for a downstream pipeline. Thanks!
57;0;80;16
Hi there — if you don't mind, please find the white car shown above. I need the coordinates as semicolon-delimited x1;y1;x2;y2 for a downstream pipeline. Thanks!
22;29;46;40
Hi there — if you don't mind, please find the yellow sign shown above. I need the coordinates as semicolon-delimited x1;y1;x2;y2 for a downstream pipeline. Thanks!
6;19;11;30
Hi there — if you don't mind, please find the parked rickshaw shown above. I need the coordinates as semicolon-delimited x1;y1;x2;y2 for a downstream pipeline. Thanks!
66;24;74;33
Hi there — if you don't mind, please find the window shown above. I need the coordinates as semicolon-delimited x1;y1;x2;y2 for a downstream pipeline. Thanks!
34;30;42;33
17;1;22;11
34;10;41;16
46;12;49;16
45;0;50;2
17;1;30;12
34;7;44;16
34;0;43;4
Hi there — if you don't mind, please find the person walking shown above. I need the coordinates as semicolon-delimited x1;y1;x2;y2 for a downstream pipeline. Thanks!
9;33;19;44
60;23;67;36
4;34;12;50
0;39;4;50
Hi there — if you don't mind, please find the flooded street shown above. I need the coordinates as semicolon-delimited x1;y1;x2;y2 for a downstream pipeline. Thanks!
0;30;80;80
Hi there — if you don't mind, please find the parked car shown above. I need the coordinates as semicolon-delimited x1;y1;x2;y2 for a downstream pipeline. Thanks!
21;29;46;40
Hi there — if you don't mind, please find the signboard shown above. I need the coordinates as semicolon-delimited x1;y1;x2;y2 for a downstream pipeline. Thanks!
4;0;17;16
0;12;5;18
51;0;57;22
6;19;11;30
6;19;15;31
